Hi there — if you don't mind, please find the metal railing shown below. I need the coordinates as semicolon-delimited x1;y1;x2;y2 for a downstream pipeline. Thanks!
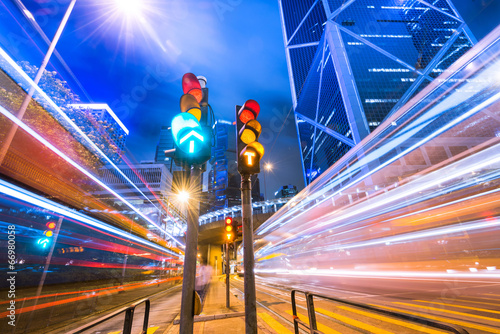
68;298;150;334
290;290;469;334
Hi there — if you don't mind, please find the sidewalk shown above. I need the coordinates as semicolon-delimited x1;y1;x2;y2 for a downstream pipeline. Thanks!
163;275;277;333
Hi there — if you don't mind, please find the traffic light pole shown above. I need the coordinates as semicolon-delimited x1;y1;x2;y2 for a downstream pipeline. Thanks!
241;174;257;334
225;241;230;308
179;165;202;334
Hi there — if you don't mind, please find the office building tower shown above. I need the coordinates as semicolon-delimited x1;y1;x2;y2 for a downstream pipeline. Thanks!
279;0;476;184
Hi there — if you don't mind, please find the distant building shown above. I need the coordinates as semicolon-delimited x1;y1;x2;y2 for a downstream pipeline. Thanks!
275;184;298;199
69;103;129;164
155;125;183;173
97;162;186;237
99;162;171;199
202;120;263;214
278;0;476;185
207;121;231;212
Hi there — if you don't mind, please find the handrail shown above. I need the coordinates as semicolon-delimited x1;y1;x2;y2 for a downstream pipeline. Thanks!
290;290;469;334
68;298;150;334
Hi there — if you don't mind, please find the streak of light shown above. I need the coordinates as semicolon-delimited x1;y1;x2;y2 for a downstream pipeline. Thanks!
0;46;180;244
0;178;179;256
0;103;184;247
0;278;177;305
257;55;500;237
0;276;182;318
255;268;500;280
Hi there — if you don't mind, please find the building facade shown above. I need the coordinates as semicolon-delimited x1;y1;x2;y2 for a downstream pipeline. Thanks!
97;162;186;238
279;0;476;185
69;103;129;164
274;184;298;199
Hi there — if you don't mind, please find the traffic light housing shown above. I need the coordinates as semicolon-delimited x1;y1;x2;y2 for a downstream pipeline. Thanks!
224;217;234;241
37;221;56;249
236;100;264;174
167;73;213;166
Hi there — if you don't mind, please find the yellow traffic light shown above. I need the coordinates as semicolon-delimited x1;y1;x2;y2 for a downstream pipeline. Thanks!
236;100;264;174
180;94;202;121
239;119;261;144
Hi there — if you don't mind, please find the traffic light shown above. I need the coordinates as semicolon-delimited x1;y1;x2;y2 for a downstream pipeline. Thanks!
236;100;264;174
224;217;234;241
182;72;203;103
37;221;56;249
167;73;213;166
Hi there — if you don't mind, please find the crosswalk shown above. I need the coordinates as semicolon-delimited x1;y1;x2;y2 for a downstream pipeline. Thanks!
257;293;500;334
97;326;159;334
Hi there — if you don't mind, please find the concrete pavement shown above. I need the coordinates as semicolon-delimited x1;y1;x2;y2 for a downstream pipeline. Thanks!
164;275;278;333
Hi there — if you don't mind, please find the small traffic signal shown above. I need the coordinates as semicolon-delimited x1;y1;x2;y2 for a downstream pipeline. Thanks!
236;100;264;174
38;221;56;248
224;217;234;241
167;73;213;166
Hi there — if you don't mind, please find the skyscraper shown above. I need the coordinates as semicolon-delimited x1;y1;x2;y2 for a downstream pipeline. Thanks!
155;125;183;173
279;0;476;185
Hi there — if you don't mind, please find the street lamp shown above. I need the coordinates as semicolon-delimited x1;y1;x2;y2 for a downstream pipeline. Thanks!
177;190;190;203
263;162;273;200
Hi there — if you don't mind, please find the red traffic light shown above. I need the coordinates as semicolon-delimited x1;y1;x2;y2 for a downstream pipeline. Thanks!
46;222;56;229
238;99;260;124
182;73;203;103
225;217;233;232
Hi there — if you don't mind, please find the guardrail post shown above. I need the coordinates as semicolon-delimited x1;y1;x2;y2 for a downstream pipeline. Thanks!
291;290;300;334
305;293;317;334
123;307;134;334
142;300;150;334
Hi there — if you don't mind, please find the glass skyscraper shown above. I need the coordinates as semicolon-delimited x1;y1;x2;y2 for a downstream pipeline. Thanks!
279;0;476;185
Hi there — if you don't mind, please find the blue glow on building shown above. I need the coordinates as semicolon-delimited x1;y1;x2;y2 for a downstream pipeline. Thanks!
279;0;476;185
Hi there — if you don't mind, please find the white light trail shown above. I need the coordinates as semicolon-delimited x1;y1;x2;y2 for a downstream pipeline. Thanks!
0;179;179;256
0;104;184;247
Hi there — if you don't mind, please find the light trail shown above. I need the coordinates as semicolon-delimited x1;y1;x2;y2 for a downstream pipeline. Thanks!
0;103;184;247
0;179;180;256
0;46;178;236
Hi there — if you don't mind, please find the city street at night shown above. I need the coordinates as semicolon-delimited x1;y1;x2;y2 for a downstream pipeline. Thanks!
1;0;500;333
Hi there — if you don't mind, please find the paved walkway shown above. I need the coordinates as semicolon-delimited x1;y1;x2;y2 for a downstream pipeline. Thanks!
163;275;278;333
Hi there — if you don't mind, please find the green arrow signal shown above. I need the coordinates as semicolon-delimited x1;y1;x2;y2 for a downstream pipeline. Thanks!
172;113;207;154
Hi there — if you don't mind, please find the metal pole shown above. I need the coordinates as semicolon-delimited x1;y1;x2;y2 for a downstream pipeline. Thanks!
0;0;77;165
179;165;202;334
121;255;128;286
225;241;230;308
241;174;257;333
264;170;267;200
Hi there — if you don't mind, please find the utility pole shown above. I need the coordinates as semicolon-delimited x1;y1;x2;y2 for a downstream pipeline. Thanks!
225;241;230;308
241;174;257;333
179;165;202;333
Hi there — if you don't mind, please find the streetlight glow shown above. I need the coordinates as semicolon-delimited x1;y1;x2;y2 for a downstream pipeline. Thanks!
265;162;273;171
177;190;190;203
